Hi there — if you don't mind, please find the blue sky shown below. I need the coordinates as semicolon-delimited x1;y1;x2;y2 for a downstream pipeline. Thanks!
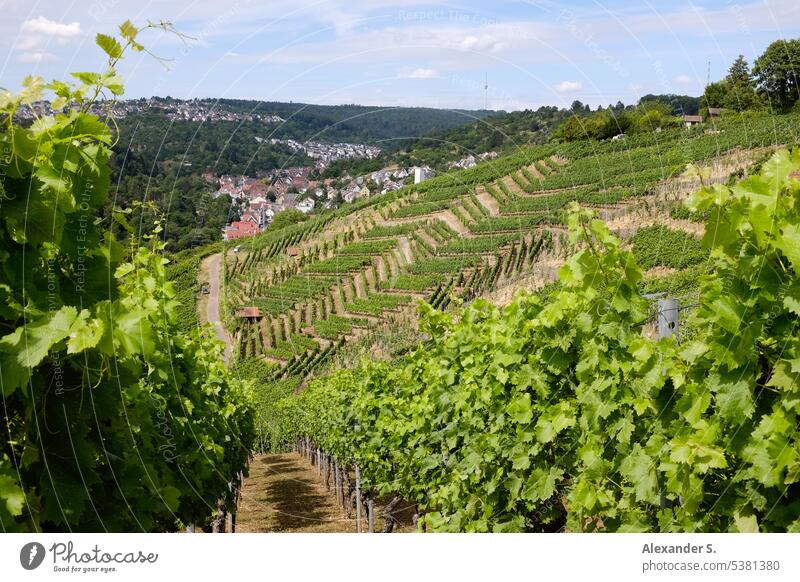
1;0;798;111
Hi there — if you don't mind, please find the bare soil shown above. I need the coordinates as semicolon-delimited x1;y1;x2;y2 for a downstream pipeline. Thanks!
237;453;355;533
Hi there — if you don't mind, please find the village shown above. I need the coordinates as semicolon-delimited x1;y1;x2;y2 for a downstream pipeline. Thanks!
266;138;382;163
217;162;435;241
13;97;286;123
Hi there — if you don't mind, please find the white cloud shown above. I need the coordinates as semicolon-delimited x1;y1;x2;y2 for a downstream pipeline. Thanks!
17;51;58;63
674;74;693;85
15;16;83;61
21;16;81;39
457;34;506;53
555;80;582;93
399;67;439;79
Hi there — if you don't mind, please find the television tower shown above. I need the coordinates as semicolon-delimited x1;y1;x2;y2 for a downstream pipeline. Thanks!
484;74;488;110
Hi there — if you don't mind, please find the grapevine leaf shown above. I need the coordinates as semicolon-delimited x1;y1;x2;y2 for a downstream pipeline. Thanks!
16;307;78;368
733;509;759;533
620;446;658;502
522;467;563;503
71;71;102;86
160;485;181;513
507;393;532;424
713;376;754;424
67;314;105;354
0;473;25;517
119;20;139;43
777;224;800;269
96;33;123;58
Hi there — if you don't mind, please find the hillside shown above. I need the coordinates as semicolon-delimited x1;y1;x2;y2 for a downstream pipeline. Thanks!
208;110;800;532
218;111;797;420
112;99;500;178
391;107;571;170
107;99;500;251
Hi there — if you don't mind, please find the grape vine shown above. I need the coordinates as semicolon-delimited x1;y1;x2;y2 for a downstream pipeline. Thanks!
0;22;255;532
273;150;800;533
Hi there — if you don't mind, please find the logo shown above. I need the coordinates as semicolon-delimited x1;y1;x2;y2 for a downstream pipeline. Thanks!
20;542;46;570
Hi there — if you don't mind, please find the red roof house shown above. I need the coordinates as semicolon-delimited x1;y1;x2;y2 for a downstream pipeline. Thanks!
223;221;260;240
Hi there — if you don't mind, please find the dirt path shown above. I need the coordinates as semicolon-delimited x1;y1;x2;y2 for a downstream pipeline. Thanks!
525;162;545;180
237;453;355;532
397;236;413;264
501;174;526;195
436;209;470;235
474;186;500;216
351;271;366;299
206;253;232;363
375;255;387;282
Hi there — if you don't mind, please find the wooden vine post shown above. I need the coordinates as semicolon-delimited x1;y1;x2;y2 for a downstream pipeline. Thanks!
367;494;375;533
354;462;363;533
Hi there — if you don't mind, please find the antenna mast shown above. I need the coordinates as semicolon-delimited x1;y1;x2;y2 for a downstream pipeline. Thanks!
484;74;488;110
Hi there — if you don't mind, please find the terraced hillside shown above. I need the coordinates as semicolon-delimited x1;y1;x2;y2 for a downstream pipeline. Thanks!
221;112;799;423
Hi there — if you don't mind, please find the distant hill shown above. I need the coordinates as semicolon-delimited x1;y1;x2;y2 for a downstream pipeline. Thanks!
114;97;500;178
390;107;571;170
212;98;500;147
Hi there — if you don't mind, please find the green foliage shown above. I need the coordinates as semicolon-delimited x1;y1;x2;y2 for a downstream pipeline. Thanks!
303;255;372;274
554;102;680;142
384;273;444;291
631;225;706;270
362;223;424;238
337;240;396;255
0;24;255;532
274;151;800;532
753;39;800;112
395;107;570;171
639;94;701;115
406;256;481;274
345;293;413;315
313;315;369;339
469;214;562;232
269;208;308;231
437;233;524;254
167;243;221;333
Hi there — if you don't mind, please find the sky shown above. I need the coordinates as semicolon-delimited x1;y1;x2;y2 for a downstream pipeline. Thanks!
0;0;798;111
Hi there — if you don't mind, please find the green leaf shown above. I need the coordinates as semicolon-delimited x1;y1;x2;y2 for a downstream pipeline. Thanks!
733;509;759;533
67;314;104;354
713;376;754;424
119;20;139;43
71;71;102;86
160;485;181;513
522;467;563;503
16;307;78;368
0;473;25;517
96;33;123;58
507;393;532;424
620;446;658;502
777;224;800;269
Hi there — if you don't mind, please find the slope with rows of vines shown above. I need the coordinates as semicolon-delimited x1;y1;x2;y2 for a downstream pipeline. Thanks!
223;112;799;457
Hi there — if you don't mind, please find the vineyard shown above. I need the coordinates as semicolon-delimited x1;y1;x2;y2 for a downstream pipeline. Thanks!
270;153;800;532
225;112;800;401
3;12;800;540
220;108;800;533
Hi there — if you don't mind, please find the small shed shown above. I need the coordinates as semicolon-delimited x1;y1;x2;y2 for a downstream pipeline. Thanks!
683;115;703;128
235;307;263;321
708;107;724;118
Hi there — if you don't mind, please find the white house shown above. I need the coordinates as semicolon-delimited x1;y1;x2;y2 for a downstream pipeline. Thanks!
297;198;316;214
414;166;434;184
